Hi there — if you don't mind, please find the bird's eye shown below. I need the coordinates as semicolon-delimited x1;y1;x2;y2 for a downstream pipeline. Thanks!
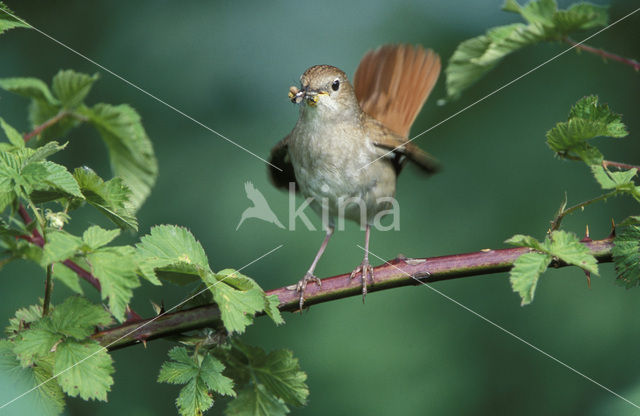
331;79;340;91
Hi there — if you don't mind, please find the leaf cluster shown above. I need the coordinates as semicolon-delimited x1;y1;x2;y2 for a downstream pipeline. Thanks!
506;96;639;305
158;340;309;416
445;0;608;99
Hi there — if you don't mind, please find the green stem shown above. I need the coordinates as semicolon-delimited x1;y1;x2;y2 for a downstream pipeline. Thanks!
42;264;53;316
550;190;618;231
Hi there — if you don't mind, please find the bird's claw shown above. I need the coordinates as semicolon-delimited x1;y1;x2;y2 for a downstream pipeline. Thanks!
294;272;321;311
350;260;374;303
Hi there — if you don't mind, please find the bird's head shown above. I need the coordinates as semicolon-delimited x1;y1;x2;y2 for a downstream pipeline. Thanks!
289;65;360;120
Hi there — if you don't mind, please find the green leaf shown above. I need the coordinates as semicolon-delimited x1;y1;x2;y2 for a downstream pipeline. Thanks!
251;349;308;406
13;323;61;366
0;76;57;104
79;103;158;210
41;230;83;265
23;160;84;202
12;297;111;366
136;225;209;285
0;341;64;416
207;272;265;335
504;234;544;250
547;230;598;274
24;141;67;165
226;342;308;414
613;225;640;288
6;304;43;337
87;246;140;322
0;3;31;35
509;252;552;305
54;340;114;401
74;167;138;231
52;265;83;295
0;117;24;147
591;165;637;191
158;347;235;416
264;294;284;325
506;230;598;304
226;385;289;416
82;225;120;250
51;70;98;109
553;3;609;33
445;1;609;99
49;296;112;339
547;96;628;164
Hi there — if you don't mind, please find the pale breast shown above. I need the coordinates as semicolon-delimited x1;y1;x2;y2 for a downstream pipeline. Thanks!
288;117;396;224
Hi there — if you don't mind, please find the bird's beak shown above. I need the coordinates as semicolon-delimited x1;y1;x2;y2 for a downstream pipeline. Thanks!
288;86;326;106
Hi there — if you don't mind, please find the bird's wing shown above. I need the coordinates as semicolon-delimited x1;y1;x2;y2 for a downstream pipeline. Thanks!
353;44;440;138
364;116;439;175
268;134;298;192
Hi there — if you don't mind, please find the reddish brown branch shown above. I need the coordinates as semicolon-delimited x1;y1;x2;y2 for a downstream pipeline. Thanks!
94;237;614;351
602;160;640;171
564;37;640;71
22;111;69;143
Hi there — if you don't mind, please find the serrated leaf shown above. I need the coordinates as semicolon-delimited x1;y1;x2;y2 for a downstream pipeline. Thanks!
508;231;598;274
49;296;112;338
12;297;111;366
82;225;120;250
87;246;140;322
6;304;43;337
226;385;289;416
251;349;308;406
264;294;284;325
547;96;628;164
24;160;84;202
136;225;209;285
225;342;308;414
74;167;137;231
41;230;83;265
0;3;31;35
547;230;599;274
54;340;114;401
0;76;57;104
210;278;264;335
13;324;61;366
505;234;544;250
79;103;157;210
591;165;637;191
613;225;640;288
446;1;608;99
509;252;552;305
0;341;64;416
0;116;24;147
51;70;98;109
24;141;67;165
159;347;235;416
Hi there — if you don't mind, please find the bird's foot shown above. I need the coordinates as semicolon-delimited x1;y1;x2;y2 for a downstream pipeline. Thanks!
294;272;322;311
350;259;374;303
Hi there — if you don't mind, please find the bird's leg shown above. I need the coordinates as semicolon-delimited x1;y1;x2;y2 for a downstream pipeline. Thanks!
350;224;374;302
295;226;334;310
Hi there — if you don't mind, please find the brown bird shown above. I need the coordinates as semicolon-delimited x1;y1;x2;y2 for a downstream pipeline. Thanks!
269;44;441;309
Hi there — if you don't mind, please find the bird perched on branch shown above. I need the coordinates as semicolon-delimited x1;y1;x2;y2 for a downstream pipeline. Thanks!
269;44;441;309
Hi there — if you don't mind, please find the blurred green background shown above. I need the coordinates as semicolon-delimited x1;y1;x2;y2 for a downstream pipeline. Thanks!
1;0;639;414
